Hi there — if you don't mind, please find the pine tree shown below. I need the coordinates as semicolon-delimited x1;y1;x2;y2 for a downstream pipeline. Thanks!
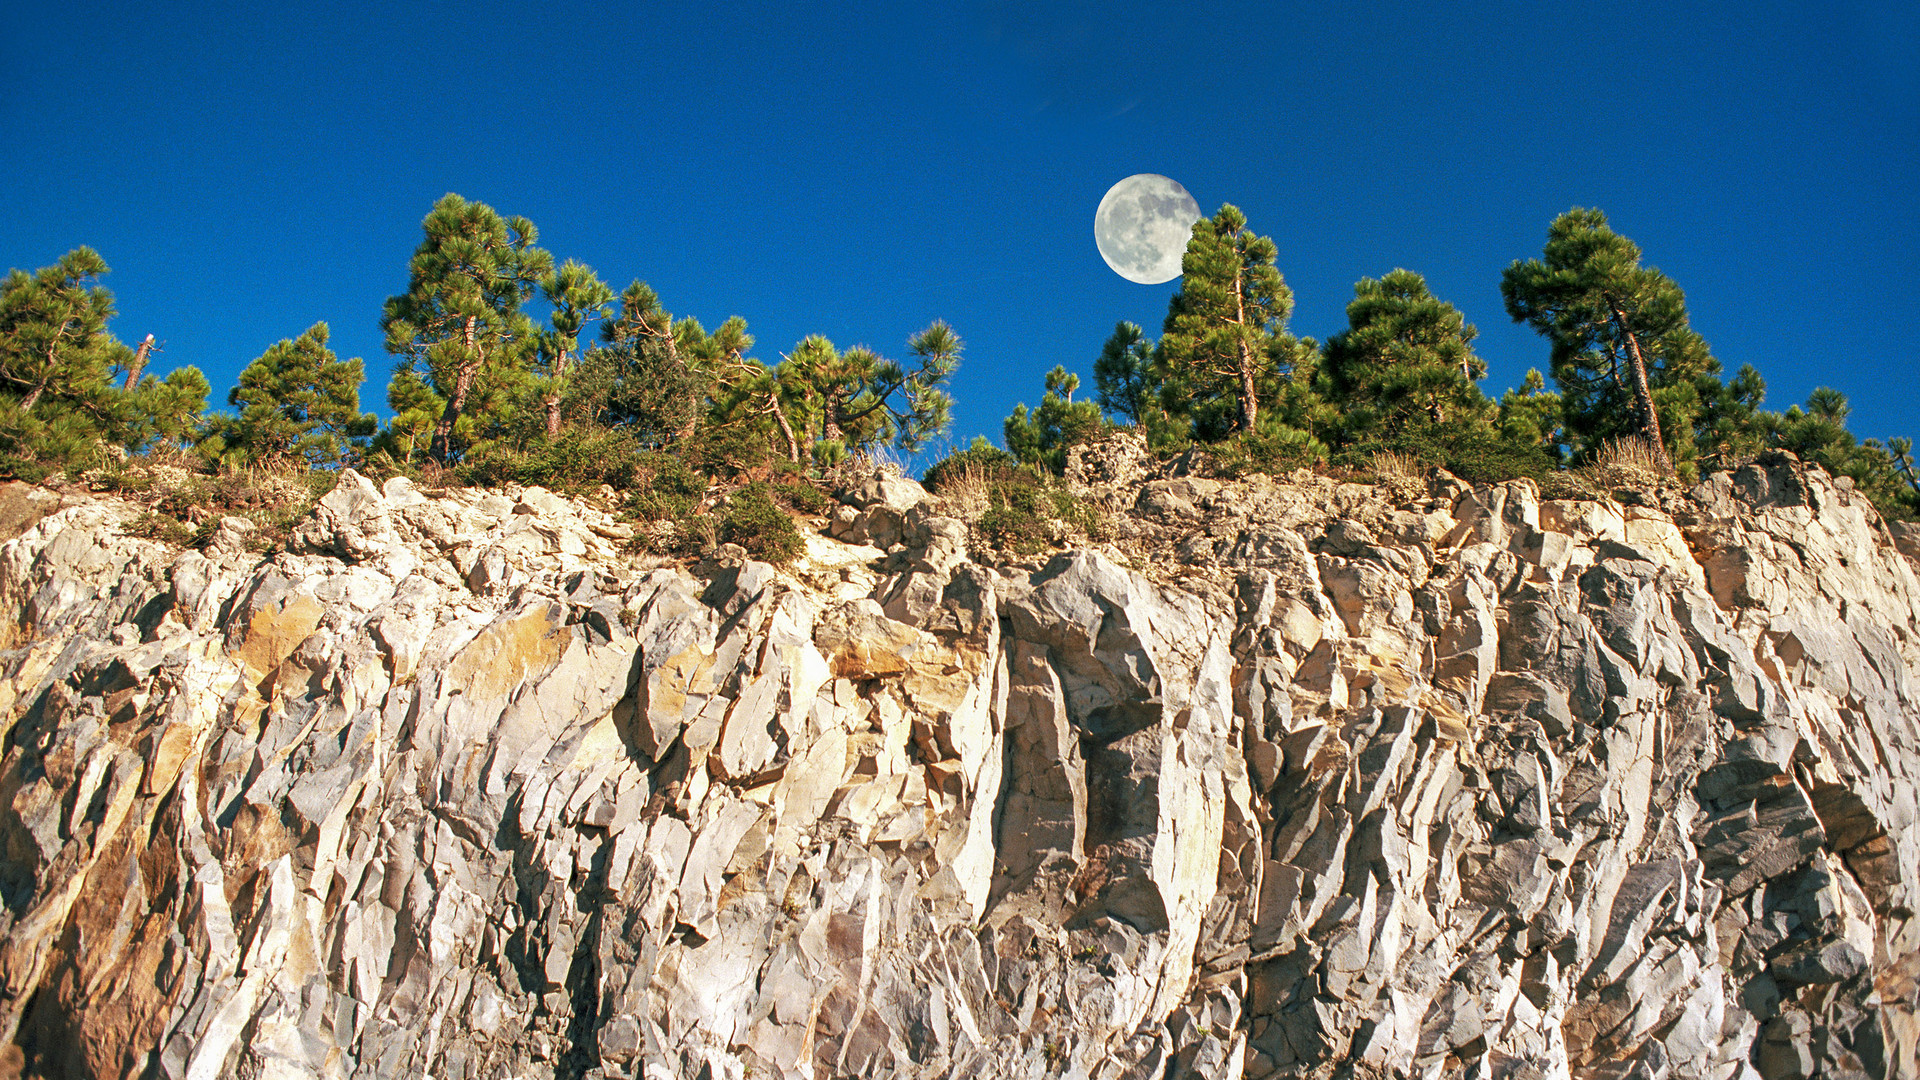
688;317;805;464
1156;205;1293;436
0;247;134;469
538;261;613;439
381;194;553;463
567;342;707;449
1497;369;1568;463
1004;366;1104;472
1691;363;1768;471
1321;270;1488;440
215;323;374;466
784;323;960;464
370;369;444;466
1501;209;1718;474
601;280;707;444
1094;322;1153;425
128;367;211;454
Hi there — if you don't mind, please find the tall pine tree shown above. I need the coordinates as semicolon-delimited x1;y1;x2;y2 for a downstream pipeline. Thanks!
1320;269;1488;440
538;260;613;439
0;247;133;469
1156;205;1295;438
214;322;375;466
1501;209;1717;474
1093;321;1153;425
381;194;552;463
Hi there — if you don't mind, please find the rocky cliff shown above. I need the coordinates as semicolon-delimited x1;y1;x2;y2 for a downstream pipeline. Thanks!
0;449;1915;1080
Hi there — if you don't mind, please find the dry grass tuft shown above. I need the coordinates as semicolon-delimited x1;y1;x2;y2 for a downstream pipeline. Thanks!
1589;435;1667;475
1369;450;1423;482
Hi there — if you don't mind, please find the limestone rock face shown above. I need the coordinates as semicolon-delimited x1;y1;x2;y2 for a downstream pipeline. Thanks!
0;452;1916;1080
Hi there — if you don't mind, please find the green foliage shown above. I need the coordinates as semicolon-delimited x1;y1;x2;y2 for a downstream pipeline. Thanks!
1756;388;1919;520
0;247;134;473
1496;369;1569;465
381;193;553;463
781;322;961;462
567;341;709;447
774;477;828;515
1156;205;1295;437
623;452;707;522
455;426;644;493
720;481;804;564
1337;418;1558;486
209;323;374;467
535;260;615;439
367;367;444;467
113;461;338;552
1004;366;1104;473
1502;208;1719;475
694;316;806;464
1690;362;1769;472
922;436;1026;492
971;470;1102;555
1320;270;1489;442
127;366;212;454
1203;423;1329;479
1094;322;1153;424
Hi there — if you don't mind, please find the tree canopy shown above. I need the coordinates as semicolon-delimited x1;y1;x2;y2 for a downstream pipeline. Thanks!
1501;208;1718;474
381;193;553;463
4;195;1914;531
1320;269;1488;439
1156;204;1295;439
209;322;375;467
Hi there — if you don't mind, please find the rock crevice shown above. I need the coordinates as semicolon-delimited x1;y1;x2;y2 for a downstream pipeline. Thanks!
0;452;1914;1079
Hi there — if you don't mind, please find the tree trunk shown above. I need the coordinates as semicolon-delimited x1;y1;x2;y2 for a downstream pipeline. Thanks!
18;373;51;413
1232;262;1259;433
430;317;481;463
123;335;154;390
823;391;846;449
1895;455;1920;500
1609;304;1673;473
544;346;568;439
769;395;800;463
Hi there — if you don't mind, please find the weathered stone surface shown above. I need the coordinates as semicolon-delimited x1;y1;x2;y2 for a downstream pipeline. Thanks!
0;451;1914;1079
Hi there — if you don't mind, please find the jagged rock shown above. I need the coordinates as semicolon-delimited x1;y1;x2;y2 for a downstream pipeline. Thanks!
0;455;1914;1079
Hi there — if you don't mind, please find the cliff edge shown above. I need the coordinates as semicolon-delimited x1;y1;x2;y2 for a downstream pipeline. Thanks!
0;450;1915;1079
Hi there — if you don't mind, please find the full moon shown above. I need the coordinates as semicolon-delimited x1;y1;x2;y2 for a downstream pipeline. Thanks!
1094;174;1202;285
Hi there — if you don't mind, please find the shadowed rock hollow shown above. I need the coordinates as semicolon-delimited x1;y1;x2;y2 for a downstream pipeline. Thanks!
0;449;1915;1079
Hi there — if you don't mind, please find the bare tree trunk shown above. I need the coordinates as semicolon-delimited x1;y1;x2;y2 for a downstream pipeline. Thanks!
1608;304;1673;473
123;334;154;390
544;347;568;440
1232;263;1260;433
18;373;51;413
770;397;800;463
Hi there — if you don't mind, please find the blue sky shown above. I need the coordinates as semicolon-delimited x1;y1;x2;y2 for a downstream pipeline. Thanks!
5;1;1916;463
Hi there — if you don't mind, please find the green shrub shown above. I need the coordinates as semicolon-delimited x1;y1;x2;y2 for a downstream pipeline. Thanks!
922;438;1029;493
775;478;828;515
1205;426;1328;479
125;511;193;546
973;475;1102;556
1333;422;1558;487
720;482;804;564
624;452;705;523
977;483;1050;555
456;428;643;493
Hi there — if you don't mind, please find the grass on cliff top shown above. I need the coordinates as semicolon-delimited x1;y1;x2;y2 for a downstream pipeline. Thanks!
922;442;1104;556
93;455;340;552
